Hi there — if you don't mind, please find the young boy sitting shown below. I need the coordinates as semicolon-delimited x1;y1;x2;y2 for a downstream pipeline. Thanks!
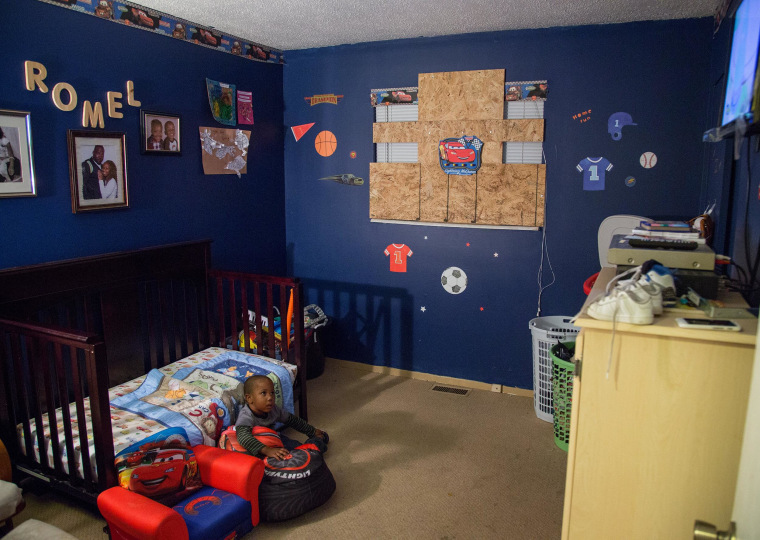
235;375;328;459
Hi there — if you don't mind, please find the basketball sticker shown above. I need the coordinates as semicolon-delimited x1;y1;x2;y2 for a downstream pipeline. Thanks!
640;152;657;168
315;130;337;157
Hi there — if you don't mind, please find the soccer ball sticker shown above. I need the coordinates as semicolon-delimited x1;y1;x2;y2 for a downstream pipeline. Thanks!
441;267;468;294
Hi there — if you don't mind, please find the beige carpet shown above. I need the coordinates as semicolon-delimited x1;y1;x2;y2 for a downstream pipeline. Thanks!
13;360;567;539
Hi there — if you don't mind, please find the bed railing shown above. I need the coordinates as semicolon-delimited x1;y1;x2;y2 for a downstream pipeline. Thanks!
207;270;307;421
0;317;115;500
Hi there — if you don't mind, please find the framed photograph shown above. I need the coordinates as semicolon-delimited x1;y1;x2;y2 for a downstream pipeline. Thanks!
0;109;37;197
140;110;181;155
67;130;128;213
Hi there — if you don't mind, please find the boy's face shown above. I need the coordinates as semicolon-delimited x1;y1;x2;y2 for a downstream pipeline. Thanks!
245;379;275;415
165;123;175;140
151;123;163;141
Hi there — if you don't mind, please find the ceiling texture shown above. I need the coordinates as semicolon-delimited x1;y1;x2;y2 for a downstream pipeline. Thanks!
132;0;720;51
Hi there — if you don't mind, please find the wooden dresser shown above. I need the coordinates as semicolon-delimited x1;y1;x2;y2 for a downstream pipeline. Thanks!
561;267;757;539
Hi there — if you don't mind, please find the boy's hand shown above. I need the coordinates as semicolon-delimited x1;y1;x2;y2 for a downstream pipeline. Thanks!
261;446;290;460
314;429;329;443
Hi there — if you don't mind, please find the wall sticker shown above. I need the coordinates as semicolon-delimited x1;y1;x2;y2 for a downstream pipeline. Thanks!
291;123;315;142
314;130;337;157
572;109;591;123
304;94;344;106
639;152;657;168
438;136;483;175
385;244;412;273
319;174;364;186
608;112;637;140
577;157;613;191
441;267;468;294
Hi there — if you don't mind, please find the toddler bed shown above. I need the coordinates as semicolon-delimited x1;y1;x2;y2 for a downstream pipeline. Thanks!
0;241;308;503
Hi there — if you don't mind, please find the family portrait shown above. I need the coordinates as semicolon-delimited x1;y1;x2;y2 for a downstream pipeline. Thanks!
141;111;181;154
0;109;36;197
68;130;128;212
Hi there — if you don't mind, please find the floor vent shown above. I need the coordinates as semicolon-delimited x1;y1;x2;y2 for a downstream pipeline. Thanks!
430;384;470;396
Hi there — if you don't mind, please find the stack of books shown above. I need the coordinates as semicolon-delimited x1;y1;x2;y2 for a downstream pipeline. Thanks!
630;220;705;244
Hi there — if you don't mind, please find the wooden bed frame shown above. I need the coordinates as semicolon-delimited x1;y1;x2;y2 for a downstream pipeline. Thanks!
0;240;306;503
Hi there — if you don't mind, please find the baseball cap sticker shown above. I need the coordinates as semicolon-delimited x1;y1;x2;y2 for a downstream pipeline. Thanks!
608;112;637;140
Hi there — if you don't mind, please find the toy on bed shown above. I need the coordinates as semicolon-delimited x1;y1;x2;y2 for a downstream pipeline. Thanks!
99;427;265;540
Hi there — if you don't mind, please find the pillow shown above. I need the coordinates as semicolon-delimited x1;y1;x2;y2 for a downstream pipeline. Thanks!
115;427;202;506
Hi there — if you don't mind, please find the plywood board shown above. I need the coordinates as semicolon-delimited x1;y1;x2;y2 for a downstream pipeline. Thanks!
369;163;420;221
419;164;449;222
373;122;419;143
447;174;478;224
536;165;546;227
374;119;543;146
476;164;542;226
418;69;505;122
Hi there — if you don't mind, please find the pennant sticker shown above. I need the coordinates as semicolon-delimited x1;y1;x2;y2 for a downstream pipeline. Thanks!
291;123;315;142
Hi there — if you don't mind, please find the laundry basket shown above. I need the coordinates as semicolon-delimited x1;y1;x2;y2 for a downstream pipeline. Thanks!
529;317;580;422
551;341;576;451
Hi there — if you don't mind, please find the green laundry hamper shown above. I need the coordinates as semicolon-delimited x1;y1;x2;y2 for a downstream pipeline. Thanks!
551;341;576;452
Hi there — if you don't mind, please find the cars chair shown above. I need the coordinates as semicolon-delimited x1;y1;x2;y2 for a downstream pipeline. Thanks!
98;445;264;540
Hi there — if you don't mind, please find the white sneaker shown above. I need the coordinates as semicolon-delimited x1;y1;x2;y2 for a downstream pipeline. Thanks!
616;278;664;314
645;264;676;302
587;284;654;324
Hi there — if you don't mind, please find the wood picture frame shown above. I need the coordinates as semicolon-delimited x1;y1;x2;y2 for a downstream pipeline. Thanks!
0;109;37;197
141;110;181;155
68;130;128;213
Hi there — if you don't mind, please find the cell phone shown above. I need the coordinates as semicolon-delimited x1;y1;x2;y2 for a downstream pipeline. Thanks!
675;318;741;331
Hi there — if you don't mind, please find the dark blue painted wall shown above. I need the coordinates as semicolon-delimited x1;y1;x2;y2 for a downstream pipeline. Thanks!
0;0;286;275
283;19;714;389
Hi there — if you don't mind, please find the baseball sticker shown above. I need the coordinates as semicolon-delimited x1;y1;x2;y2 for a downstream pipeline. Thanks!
640;152;657;168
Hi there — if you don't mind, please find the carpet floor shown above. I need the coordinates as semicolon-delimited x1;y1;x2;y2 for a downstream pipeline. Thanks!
13;359;567;539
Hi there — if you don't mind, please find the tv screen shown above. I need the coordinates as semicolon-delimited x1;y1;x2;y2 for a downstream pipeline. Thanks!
720;0;760;127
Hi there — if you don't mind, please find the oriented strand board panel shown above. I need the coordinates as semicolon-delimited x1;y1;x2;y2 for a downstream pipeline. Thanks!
374;119;544;144
536;165;546;226
419;164;449;222
369;163;420;220
476;164;545;226
373;122;419;143
418;69;505;122
447;174;478;224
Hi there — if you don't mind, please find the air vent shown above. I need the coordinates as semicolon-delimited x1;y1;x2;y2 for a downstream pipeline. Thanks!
430;384;470;396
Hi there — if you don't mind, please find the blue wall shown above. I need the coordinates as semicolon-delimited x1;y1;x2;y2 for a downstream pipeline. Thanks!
283;19;714;389
0;0;286;275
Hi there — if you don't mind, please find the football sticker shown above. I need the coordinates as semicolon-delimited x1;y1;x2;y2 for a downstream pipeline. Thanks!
640;152;657;168
441;267;468;294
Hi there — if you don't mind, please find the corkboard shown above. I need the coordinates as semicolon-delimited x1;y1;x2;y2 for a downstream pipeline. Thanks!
373;119;544;144
369;163;420;220
418;69;505;121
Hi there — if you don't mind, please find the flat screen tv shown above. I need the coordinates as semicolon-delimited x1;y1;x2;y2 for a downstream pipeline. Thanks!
720;0;760;130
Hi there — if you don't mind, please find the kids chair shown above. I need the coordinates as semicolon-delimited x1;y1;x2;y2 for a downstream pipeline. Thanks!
0;439;25;535
98;445;264;540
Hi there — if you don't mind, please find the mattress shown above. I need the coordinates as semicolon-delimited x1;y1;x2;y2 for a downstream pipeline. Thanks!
17;347;297;481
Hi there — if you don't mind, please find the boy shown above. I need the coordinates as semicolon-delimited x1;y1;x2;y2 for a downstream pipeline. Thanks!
163;120;178;151
236;375;328;459
146;119;163;150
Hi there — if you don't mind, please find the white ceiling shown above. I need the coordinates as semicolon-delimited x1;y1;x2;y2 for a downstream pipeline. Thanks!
133;0;720;51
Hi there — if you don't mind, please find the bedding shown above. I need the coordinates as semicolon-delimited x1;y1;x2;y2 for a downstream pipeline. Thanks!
18;347;297;481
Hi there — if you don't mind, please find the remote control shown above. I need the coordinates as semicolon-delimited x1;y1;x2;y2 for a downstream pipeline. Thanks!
628;237;699;250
